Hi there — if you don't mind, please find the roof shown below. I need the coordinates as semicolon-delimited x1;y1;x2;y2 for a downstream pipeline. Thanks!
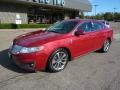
0;0;92;12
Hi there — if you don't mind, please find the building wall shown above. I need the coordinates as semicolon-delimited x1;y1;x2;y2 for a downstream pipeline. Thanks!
0;3;28;24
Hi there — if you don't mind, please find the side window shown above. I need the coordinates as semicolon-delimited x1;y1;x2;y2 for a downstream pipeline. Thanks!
77;22;91;32
91;22;104;31
63;21;78;33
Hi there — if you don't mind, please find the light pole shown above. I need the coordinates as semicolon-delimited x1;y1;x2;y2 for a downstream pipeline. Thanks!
113;8;117;21
113;8;117;13
94;5;99;16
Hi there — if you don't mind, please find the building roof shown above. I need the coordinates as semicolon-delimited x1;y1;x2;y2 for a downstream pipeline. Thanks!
0;0;92;12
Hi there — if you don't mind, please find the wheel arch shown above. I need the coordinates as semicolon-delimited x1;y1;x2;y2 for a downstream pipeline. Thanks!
59;47;72;61
51;47;72;61
107;37;112;44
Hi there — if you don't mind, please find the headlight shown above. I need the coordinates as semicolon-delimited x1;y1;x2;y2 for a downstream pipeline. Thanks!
20;46;44;54
11;45;44;54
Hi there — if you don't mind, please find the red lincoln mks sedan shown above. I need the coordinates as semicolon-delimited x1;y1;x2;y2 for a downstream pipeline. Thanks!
9;19;113;72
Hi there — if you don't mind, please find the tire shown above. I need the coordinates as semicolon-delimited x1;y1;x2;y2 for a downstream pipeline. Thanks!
47;48;69;72
101;39;111;53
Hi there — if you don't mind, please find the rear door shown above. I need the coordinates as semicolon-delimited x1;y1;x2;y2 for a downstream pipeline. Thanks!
90;21;106;49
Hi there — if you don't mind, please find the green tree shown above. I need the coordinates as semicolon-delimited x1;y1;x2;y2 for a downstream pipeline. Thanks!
95;13;104;20
103;12;114;21
114;12;120;21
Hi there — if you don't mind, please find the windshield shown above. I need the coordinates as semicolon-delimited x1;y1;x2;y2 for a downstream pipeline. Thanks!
47;21;78;34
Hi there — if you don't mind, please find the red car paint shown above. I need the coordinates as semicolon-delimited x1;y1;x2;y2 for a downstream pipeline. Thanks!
9;19;113;71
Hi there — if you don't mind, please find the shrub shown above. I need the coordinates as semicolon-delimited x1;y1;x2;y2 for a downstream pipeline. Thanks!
0;24;51;29
0;24;12;29
11;23;18;29
18;24;51;29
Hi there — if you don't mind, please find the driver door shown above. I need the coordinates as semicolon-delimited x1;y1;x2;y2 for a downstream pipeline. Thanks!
71;22;95;57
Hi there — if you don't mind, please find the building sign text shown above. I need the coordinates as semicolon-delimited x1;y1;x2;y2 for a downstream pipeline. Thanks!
33;0;65;6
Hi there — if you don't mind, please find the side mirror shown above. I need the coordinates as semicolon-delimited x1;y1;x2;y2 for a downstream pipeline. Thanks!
75;30;85;36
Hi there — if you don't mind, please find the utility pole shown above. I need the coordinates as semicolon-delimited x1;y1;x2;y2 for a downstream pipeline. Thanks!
113;8;117;13
94;5;99;17
113;8;117;21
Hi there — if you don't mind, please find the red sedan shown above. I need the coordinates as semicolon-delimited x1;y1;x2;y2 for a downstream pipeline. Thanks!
9;19;113;72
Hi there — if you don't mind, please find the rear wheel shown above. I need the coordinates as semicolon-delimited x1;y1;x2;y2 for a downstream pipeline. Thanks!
101;39;111;53
47;48;69;72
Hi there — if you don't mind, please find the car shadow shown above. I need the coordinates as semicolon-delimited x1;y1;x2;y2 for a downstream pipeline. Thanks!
0;49;30;73
94;50;102;53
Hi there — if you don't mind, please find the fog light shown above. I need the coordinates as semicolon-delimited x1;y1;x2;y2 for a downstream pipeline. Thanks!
24;62;35;70
29;63;34;68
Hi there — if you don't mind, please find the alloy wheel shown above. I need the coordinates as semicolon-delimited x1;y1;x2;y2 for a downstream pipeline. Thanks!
51;51;68;71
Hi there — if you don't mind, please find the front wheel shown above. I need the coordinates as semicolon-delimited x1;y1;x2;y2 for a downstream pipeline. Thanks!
101;39;111;53
47;48;69;72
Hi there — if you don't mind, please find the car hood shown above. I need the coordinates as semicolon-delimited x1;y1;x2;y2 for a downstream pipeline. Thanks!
14;30;63;47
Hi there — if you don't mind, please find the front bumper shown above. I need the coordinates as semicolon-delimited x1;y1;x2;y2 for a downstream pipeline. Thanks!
8;51;49;71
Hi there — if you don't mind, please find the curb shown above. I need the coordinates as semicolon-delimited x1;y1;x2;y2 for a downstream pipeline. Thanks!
0;28;46;31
